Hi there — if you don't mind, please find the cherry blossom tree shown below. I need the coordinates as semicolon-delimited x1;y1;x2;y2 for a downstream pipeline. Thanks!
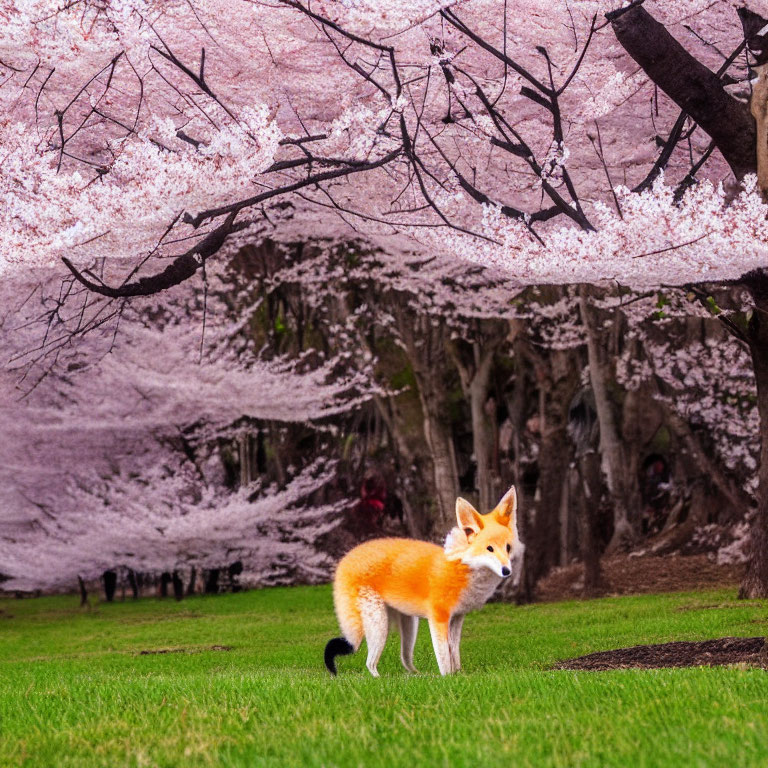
0;267;374;592
4;0;768;594
4;0;766;290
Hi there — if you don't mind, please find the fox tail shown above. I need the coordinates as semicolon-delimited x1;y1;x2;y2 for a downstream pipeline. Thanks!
324;637;354;675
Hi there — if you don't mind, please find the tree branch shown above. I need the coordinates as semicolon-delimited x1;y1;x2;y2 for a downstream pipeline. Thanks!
62;212;240;298
608;3;756;179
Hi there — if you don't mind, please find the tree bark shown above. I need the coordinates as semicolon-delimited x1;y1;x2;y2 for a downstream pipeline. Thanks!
78;575;89;607
744;7;768;197
575;452;605;596
579;286;634;552
451;326;507;512
239;434;253;486
204;568;220;595
751;62;768;198
160;571;172;598
127;569;139;599
608;2;755;180
372;395;424;537
393;305;459;531
418;389;460;530
520;344;580;600
468;348;497;513
740;278;768;597
172;571;184;601
102;570;117;602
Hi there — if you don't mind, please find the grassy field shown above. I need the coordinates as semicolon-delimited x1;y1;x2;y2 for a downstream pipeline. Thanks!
1;586;767;767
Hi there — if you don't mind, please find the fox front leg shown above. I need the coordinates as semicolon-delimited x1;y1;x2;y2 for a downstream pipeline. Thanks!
427;617;452;675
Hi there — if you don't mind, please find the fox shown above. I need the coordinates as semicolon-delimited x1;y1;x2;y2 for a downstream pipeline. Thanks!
324;486;524;677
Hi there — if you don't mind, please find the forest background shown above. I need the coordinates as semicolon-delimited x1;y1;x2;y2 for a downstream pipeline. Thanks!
2;0;768;604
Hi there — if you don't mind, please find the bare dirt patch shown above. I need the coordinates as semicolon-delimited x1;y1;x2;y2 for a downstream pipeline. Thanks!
137;645;232;655
119;611;205;624
536;554;744;602
555;636;767;671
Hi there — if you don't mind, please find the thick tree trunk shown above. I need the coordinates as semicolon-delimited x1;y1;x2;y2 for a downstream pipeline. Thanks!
752;62;768;198
740;285;768;597
558;471;571;567
160;571;171;598
204;568;220;595
743;36;768;600
497;341;532;604
452;332;505;513
608;3;756;180
102;570;117;602
520;345;580;600
127;569;139;599
393;305;459;531
172;571;184;601
372;396;423;537
743;8;768;196
579;287;634;552
575;452;605;596
419;394;460;529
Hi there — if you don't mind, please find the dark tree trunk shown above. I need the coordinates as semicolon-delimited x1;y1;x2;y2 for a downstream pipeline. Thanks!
576;452;605;597
228;561;244;593
102;570;117;602
608;3;756;180
607;0;768;596
187;567;197;596
520;346;580;600
740;278;768;597
172;571;184;601
78;575;89;607
204;569;220;595
394;308;459;531
127;570;139;599
567;386;605;596
372;396;424;537
160;572;172;598
450;323;508;513
579;287;634;552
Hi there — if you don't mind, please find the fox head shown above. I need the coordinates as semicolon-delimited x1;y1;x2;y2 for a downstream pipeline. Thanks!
444;486;524;580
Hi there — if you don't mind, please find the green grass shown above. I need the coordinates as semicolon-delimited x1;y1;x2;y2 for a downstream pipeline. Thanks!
1;586;767;767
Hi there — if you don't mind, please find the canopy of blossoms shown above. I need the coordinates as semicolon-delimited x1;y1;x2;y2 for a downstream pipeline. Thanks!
2;0;768;291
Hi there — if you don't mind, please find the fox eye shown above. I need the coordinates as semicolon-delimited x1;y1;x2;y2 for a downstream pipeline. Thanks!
487;545;494;552
506;544;511;553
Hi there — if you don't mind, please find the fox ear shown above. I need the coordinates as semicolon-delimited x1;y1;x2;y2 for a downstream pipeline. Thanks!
492;486;517;528
456;497;484;539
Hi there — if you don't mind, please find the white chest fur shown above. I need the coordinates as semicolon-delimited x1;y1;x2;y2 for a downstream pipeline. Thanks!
454;568;501;615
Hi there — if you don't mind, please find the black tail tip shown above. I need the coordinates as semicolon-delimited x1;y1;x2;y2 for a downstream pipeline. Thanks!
324;637;354;675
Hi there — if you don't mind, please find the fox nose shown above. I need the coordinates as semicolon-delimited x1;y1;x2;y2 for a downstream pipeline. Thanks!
501;566;510;577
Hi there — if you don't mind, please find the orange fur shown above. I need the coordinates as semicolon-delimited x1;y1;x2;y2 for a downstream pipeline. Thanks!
334;537;471;641
329;487;523;676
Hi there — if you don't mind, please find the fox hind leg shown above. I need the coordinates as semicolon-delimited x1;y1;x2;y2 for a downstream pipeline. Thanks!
396;612;419;672
360;588;389;677
448;613;465;673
